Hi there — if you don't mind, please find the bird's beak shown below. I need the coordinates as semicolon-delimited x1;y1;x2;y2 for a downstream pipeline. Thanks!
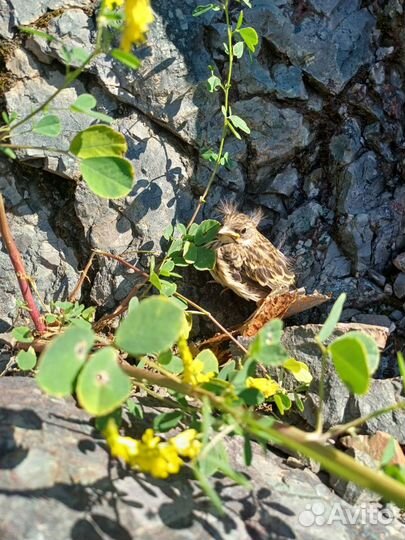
218;226;240;243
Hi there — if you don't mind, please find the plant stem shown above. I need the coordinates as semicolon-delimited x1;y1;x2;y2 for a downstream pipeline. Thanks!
120;359;405;508
187;0;234;227
315;337;328;433
323;401;405;442
0;195;45;333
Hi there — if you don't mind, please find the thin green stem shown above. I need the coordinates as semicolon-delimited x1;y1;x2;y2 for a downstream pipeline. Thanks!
187;0;234;227
315;337;328;433
120;360;405;508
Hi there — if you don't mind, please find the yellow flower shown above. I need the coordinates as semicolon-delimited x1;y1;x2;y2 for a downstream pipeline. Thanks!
104;0;124;9
120;0;154;52
246;376;283;399
170;429;201;459
283;358;313;384
103;422;202;479
178;337;215;386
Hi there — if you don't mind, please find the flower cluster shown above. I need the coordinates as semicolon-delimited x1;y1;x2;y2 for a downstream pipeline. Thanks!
178;337;215;386
104;421;201;479
104;0;154;52
246;376;283;399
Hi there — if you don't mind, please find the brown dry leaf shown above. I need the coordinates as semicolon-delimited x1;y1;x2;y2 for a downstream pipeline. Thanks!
198;288;331;352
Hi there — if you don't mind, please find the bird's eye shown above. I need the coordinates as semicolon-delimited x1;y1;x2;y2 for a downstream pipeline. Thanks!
240;227;247;235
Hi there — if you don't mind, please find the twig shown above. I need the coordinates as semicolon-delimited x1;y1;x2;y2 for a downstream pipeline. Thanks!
187;0;234;227
0;195;45;333
69;252;96;302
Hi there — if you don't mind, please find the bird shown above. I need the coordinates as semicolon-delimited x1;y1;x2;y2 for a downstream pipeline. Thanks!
210;202;296;303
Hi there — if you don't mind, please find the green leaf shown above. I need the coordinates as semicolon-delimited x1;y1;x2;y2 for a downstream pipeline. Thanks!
328;335;370;395
243;435;252;466
193;246;216;271
238;27;258;52
340;331;380;375
218;360;236;381
16;347;37;371
193;465;224;513
233;41;244;58
194;220;221;246
160;259;175;276
241;0;252;6
318;293;346;342
71;94;113;124
76;347;131;416
248;320;289;366
111;48;141;70
0;147;17;159
61;46;90;67
153;410;184;432
160;279;177;297
70;125;127;159
11;326;34;343
163;224;174;241
201;149;218;163
283;358;313;384
208;73;222;93
192;4;221;17
381;437;397;467
229;114;250;134
382;464;405;485
32;114;61;137
398;352;405;394
231;358;257;391
115;295;185;356
19;26;55;41
195;349;218;374
158;350;184;374
80;156;134;199
238;387;264;406
183;242;198;263
236;10;244;30
37;325;95;397
274;393;291;415
126;398;144;419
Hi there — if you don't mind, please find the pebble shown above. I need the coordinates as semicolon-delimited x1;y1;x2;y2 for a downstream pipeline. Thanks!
367;269;386;288
393;273;405;299
393;253;405;273
384;283;393;295
353;313;396;333
390;310;403;322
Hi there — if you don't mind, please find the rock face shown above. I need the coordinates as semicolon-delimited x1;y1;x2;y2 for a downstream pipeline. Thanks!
0;2;404;331
1;377;405;540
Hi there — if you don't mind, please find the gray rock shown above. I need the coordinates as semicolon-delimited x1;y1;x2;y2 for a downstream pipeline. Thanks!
393;273;405;299
267;166;300;197
353;314;394;331
271;64;308;101
339;214;373;274
0;164;78;332
280;324;405;444
393;253;405;273
367;269;386;288
246;0;375;93
337;152;385;215
1;377;404;540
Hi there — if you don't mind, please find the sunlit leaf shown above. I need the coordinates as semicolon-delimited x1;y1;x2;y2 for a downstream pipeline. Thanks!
70;125;127;159
33;114;61;137
80;156;134;199
16;347;37;371
328;335;370;395
76;347;131;416
318;293;346;342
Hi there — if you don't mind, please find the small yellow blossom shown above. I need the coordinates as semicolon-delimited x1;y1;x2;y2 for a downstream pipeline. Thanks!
104;0;124;9
178;337;215;387
246;376;283;399
170;429;201;459
283;358;313;384
120;0;154;52
104;421;201;479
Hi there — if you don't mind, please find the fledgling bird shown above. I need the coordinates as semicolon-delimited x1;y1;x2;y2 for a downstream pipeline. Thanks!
210;202;295;303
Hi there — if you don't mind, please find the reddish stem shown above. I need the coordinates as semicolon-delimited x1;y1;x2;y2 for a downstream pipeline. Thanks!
0;194;46;333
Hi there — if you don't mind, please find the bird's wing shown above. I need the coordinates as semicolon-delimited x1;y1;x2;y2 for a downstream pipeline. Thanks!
243;245;295;292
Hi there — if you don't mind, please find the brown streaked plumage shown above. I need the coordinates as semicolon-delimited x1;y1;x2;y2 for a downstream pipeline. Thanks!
210;202;295;303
